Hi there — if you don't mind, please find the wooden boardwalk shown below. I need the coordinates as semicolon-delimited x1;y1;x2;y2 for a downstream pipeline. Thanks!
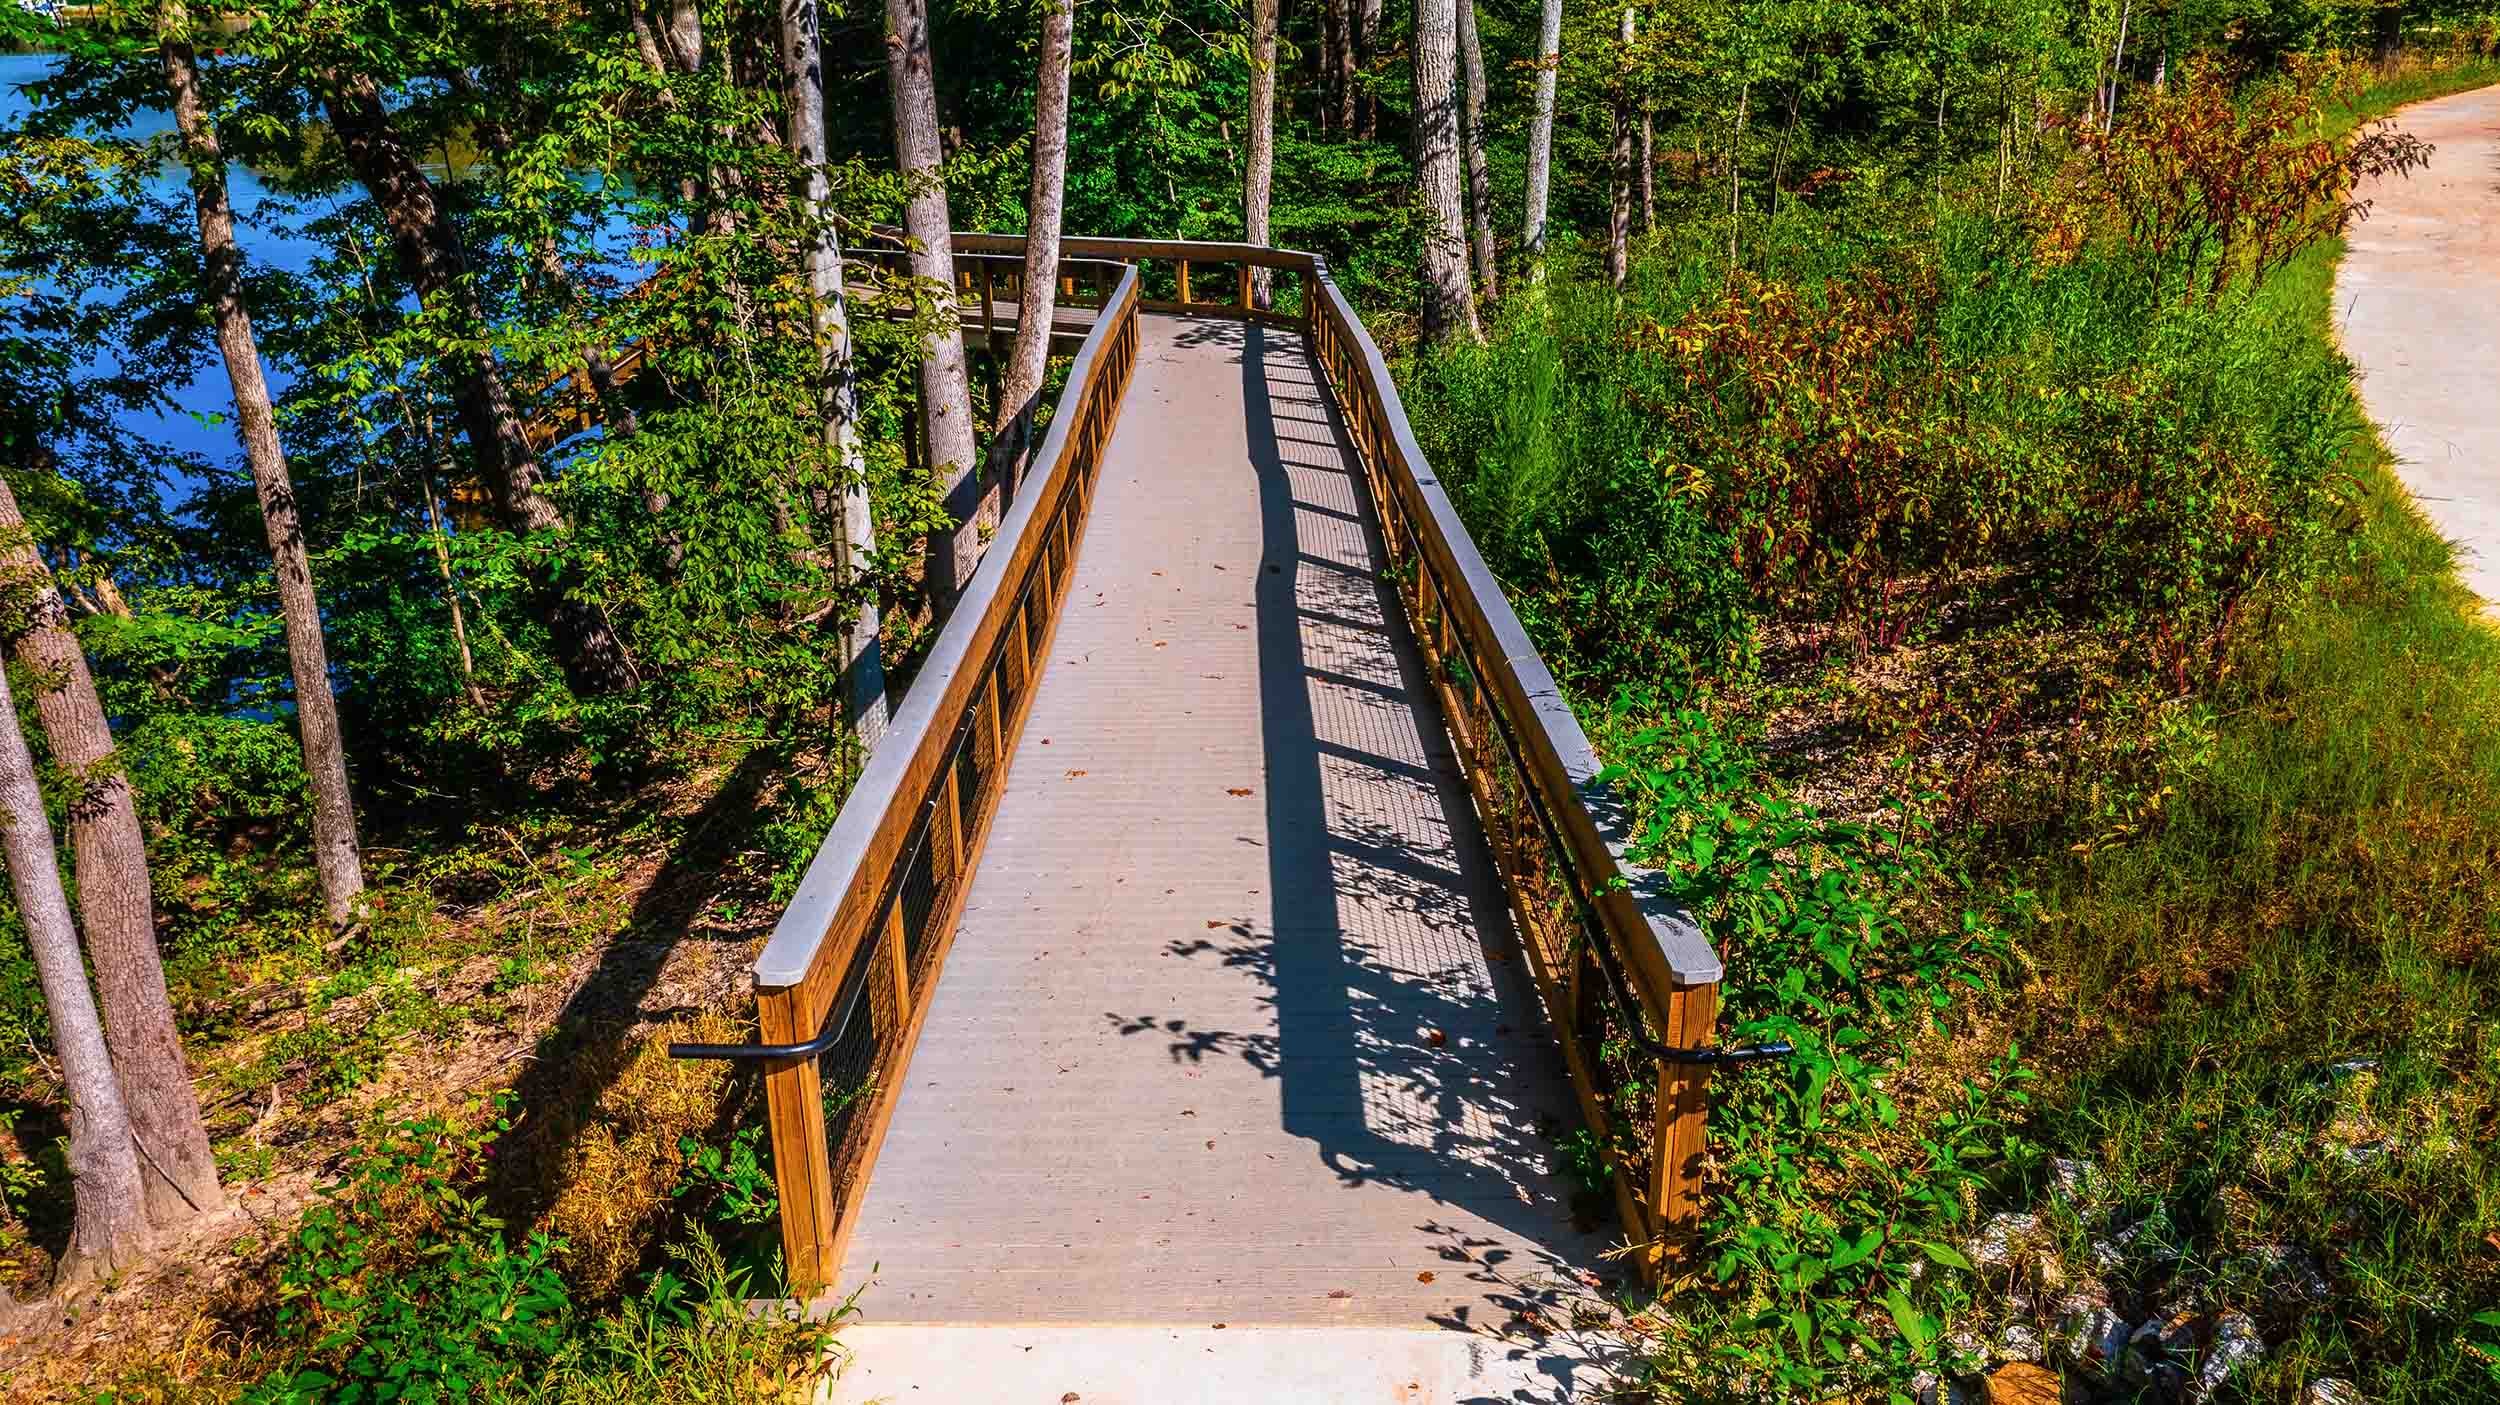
835;315;1606;1336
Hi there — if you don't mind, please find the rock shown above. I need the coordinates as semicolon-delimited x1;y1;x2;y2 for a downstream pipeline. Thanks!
1983;1362;2062;1405
2048;1157;2100;1206
1995;1321;2044;1363
2192;1309;2265;1401
2305;1378;2364;1405
1967;1212;2045;1278
2123;1312;2200;1393
2248;1243;2334;1306
2050;1290;2130;1380
1912;1370;1981;1405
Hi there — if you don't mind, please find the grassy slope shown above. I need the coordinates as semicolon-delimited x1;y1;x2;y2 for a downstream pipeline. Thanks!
2012;71;2500;1402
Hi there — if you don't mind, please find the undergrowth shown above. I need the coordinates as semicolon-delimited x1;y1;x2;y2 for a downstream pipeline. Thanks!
1411;55;2500;1404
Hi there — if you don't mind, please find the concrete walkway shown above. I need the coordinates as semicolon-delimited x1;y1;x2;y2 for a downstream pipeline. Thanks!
2338;82;2500;606
827;316;1611;1401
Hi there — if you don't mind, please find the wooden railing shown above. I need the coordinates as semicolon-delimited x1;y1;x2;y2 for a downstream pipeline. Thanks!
740;259;1140;1293
739;235;1723;1297
1299;263;1726;1278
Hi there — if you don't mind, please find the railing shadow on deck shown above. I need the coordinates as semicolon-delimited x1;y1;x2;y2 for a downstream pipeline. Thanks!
718;233;1725;1306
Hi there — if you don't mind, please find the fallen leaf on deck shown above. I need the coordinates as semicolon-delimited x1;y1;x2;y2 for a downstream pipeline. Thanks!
1226;787;1253;796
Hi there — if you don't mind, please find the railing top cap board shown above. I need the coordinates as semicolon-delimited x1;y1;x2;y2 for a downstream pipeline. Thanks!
752;262;1140;992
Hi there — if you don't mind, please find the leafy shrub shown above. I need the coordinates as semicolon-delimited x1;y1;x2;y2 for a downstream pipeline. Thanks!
1597;699;2033;1398
250;1101;573;1403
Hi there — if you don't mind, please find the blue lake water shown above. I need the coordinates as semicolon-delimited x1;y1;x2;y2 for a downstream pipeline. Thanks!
2;50;333;476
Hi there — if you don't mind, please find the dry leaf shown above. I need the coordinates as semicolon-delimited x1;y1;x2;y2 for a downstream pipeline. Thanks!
1416;1271;1436;1284
1327;1289;1353;1299
1226;787;1253;796
1424;1028;1448;1047
1207;919;1226;928
1065;769;1088;778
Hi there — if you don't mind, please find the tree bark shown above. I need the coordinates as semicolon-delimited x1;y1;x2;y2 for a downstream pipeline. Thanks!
165;13;365;932
1358;0;1383;138
1002;0;1076;450
1323;0;1347;135
1414;0;1482;344
0;660;150;1288
1523;0;1563;271
1728;81;1749;277
783;0;890;748
885;0;983;599
1246;0;1277;306
1456;0;1498;300
1608;7;1634;288
319;73;636;695
0;470;219;1231
1640;103;1656;235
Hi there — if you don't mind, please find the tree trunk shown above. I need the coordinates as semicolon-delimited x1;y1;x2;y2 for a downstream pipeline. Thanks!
1608;7;1634;288
1358;0;1383;138
1335;0;1358;135
1246;0;1277;306
2104;0;2132;133
1728;81;1747;278
0;660;150;1288
1523;0;1562;271
1323;0;1346;135
165;13;365;932
1414;0;1482;344
783;0;890;748
1457;0;1498;300
1003;0;1076;444
885;0;983;599
1640;104;1656;235
0;471;219;1231
319;73;636;696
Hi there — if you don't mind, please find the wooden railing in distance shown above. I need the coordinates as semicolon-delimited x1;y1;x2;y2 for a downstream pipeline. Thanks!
745;262;1141;1296
1297;259;1726;1278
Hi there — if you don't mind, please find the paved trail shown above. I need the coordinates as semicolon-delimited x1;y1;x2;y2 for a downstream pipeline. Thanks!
2337;82;2500;606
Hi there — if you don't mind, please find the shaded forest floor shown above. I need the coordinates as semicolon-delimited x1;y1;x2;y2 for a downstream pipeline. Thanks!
0;743;797;1397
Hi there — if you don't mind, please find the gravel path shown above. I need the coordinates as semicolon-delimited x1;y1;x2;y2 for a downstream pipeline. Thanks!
2337;82;2500;606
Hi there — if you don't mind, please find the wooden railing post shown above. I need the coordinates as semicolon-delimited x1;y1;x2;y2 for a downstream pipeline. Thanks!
1177;258;1191;306
757;986;837;1295
1649;980;1720;1274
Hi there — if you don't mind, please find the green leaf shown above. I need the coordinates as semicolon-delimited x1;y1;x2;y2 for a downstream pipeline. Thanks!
1918;1241;1974;1271
1883;1288;1935;1353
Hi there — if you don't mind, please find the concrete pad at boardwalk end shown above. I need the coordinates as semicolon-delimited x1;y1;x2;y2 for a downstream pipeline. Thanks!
822;1324;1611;1404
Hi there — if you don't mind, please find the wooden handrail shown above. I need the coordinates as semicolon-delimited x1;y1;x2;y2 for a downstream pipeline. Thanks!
746;260;1141;1293
742;233;1723;1296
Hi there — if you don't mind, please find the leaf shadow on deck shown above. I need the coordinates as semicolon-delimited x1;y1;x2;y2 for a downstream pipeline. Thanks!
1109;318;1626;1402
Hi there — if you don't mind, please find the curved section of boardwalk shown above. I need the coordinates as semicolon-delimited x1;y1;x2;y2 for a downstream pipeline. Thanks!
835;316;1603;1346
2339;82;2500;606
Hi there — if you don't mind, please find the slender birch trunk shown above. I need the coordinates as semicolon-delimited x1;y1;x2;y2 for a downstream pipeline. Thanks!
1728;81;1748;278
1359;0;1383;138
1523;0;1563;272
783;0;889;746
1457;0;1499;299
885;0;983;599
1001;0;1075;447
1324;0;1348;135
1246;0;1277;306
163;10;365;930
1415;0;1482;343
1608;7;1634;288
0;660;150;1288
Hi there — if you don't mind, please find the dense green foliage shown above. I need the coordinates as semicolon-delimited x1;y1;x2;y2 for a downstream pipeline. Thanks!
1411;49;2500;1405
